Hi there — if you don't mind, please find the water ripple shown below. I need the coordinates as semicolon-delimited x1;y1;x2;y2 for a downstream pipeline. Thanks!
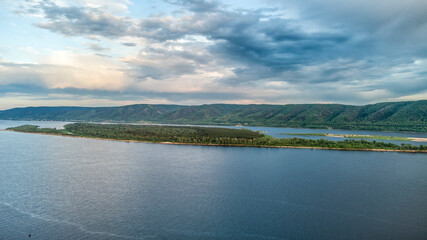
0;202;155;240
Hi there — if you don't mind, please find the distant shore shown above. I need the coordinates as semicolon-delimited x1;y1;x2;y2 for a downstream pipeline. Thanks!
281;133;427;142
4;129;426;153
1;100;426;133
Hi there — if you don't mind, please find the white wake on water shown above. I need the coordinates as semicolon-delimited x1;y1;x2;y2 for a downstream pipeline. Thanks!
0;202;156;239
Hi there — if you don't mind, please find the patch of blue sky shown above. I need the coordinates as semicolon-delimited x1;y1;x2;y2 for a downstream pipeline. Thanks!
128;0;174;18
0;7;88;62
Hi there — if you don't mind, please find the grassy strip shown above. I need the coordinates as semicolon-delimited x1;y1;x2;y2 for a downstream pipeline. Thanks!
281;133;328;136
339;134;410;141
7;124;427;152
281;133;412;141
7;125;71;135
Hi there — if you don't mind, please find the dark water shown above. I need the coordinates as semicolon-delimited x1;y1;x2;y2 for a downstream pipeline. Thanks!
0;121;427;239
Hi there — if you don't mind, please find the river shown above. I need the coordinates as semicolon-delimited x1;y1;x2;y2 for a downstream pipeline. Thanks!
0;120;426;239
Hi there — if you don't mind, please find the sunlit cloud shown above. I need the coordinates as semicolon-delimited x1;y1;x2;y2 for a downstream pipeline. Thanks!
0;0;425;109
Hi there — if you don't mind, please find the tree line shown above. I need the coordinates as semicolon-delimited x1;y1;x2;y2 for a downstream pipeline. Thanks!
7;123;426;152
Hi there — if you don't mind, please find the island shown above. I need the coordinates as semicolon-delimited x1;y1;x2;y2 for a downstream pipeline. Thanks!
5;123;426;153
280;133;427;142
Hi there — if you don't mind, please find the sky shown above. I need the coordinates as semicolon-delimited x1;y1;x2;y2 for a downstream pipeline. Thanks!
0;0;426;109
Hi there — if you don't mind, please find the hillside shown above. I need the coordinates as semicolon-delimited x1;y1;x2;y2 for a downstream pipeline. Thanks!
0;101;426;132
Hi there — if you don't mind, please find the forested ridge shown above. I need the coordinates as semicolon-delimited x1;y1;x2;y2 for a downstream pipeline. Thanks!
7;123;427;152
1;100;426;132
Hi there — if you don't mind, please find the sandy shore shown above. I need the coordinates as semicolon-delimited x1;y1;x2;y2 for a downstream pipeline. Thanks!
408;137;427;142
3;129;426;153
326;133;427;141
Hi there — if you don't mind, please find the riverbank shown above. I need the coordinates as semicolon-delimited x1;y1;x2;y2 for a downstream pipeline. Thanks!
408;137;427;142
4;129;426;153
281;133;427;142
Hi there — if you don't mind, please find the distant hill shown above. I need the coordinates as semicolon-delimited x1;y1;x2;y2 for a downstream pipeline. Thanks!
0;100;426;132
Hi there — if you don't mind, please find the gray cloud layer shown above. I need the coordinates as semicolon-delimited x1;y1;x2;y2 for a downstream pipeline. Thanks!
2;0;426;106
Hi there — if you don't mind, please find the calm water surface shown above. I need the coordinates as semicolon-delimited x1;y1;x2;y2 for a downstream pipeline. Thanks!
0;120;426;239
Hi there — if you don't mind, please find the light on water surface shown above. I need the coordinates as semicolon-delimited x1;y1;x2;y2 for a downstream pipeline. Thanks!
0;121;426;239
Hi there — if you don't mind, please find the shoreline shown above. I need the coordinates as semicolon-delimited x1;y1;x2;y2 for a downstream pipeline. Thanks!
3;129;426;153
408;137;427;142
282;133;427;142
0;119;425;134
326;134;427;142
